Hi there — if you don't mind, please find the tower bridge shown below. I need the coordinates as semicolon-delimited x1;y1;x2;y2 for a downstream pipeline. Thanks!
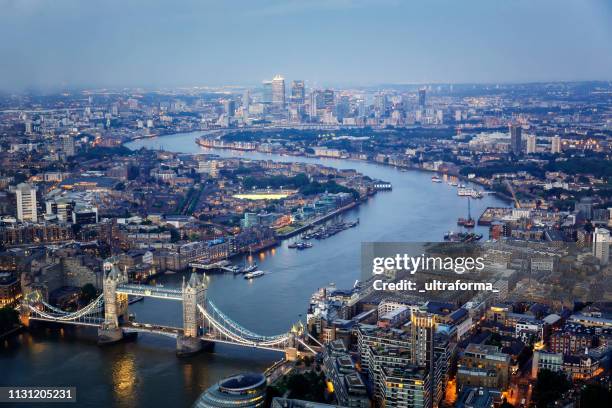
22;264;314;359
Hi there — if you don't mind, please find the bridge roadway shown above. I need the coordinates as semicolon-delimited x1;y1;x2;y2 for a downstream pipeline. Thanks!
116;283;183;300
122;321;183;338
28;315;104;327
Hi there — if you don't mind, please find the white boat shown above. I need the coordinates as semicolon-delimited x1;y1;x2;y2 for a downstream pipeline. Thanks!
431;176;442;183
457;188;483;198
244;270;265;279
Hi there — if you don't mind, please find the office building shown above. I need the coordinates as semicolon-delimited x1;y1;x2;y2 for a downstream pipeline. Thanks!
309;91;320;119
272;75;285;108
323;89;335;110
223;99;236;117
374;93;388;113
418;88;426;108
14;183;38;222
262;80;273;104
290;80;305;105
243;89;250;112
592;227;610;265
509;124;522;155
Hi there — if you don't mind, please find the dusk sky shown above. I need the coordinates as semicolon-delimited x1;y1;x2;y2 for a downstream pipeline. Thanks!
1;0;611;91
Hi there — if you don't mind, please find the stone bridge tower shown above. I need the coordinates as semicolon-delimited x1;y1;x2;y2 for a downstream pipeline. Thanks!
177;272;207;356
98;262;128;344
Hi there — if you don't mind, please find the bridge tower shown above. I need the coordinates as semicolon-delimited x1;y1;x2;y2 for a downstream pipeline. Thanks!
177;272;207;356
285;321;305;361
98;263;128;344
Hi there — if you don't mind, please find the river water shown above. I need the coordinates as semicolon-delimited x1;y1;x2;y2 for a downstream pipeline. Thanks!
1;131;508;407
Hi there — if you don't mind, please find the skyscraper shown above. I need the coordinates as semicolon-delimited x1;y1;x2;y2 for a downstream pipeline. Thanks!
323;89;335;110
374;93;388;114
551;135;561;154
410;311;435;367
509;124;523;155
290;80;305;105
271;75;285;108
309;91;319;120
526;134;536;154
262;80;273;104
14;183;38;222
223;99;236;117
242;89;250;112
418;88;426;108
593;227;610;265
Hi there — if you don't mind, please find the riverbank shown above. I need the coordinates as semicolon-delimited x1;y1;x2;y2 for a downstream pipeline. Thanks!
276;201;359;239
189;133;513;206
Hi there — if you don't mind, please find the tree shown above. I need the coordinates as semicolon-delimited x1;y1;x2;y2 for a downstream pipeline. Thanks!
532;369;570;408
79;283;97;304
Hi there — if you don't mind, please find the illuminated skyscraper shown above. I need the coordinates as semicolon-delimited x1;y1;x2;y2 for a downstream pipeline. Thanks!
271;75;285;108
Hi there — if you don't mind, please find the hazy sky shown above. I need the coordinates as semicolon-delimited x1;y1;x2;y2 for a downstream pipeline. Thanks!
1;0;611;91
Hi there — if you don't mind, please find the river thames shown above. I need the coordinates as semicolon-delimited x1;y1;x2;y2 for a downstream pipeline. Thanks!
1;131;508;407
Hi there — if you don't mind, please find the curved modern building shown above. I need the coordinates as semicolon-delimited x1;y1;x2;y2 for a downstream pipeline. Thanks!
193;372;267;408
